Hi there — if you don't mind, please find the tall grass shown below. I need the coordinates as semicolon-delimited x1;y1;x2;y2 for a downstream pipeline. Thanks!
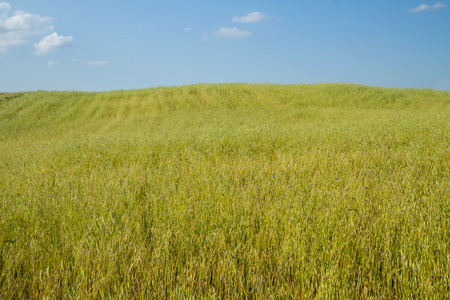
1;83;450;298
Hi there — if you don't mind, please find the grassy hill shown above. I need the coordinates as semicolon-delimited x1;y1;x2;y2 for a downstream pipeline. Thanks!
1;83;450;298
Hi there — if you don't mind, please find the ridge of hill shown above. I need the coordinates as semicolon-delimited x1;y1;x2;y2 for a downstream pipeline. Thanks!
1;83;449;141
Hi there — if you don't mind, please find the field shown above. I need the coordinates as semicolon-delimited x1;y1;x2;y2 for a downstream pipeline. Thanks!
1;83;450;299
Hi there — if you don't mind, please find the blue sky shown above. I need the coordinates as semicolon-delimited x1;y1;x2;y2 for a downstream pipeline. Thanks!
1;0;449;92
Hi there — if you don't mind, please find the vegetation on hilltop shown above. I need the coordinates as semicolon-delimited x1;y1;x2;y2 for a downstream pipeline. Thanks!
1;84;450;298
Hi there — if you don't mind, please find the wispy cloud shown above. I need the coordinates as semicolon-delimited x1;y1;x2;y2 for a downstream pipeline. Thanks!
47;60;60;66
88;61;109;66
34;32;73;55
214;27;251;38
184;27;192;32
232;12;266;23
408;2;447;13
0;2;11;11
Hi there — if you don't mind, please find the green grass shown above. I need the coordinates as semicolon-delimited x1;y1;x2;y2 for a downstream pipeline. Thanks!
1;83;450;299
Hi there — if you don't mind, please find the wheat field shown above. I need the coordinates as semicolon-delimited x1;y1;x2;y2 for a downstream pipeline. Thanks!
1;83;450;299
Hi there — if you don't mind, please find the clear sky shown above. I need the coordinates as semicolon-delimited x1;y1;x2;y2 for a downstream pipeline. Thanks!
1;0;449;92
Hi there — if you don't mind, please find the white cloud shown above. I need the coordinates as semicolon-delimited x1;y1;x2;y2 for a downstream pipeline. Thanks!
0;4;73;54
88;61;109;66
232;12;266;23
1;11;51;32
0;8;53;52
0;2;11;11
47;60;60;66
33;32;73;55
214;27;251;38
408;2;447;12
184;27;192;32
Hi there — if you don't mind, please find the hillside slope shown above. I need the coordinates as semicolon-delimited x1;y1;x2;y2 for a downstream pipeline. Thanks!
1;83;449;141
1;84;450;298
